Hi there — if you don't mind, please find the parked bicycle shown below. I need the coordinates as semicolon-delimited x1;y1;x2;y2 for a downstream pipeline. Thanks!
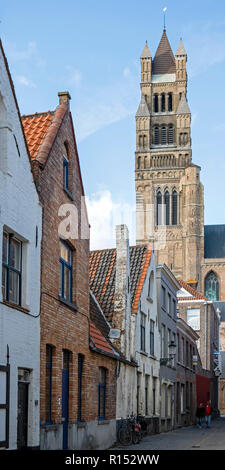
117;414;142;445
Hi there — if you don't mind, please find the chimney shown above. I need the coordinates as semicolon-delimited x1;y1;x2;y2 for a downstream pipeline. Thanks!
113;225;131;357
58;91;71;106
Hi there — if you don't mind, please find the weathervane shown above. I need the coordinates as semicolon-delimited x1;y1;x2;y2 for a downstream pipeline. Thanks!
163;7;167;30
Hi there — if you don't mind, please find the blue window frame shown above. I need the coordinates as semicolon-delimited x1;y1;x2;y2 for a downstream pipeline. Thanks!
45;345;53;424
98;368;106;420
63;157;69;190
60;240;73;303
78;354;84;422
2;232;22;305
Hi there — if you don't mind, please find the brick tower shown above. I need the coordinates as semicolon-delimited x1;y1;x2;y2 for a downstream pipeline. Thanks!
135;30;204;284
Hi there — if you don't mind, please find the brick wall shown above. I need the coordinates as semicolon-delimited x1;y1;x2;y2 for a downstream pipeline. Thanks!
34;104;117;440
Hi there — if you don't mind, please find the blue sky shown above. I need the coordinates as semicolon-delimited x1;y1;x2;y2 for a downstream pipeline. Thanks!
1;0;225;248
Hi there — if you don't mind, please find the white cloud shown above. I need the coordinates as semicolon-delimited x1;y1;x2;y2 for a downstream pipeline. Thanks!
3;38;46;69
73;68;139;142
16;75;36;88
86;190;135;250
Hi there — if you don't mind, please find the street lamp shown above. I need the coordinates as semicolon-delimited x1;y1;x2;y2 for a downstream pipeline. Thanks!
160;340;176;366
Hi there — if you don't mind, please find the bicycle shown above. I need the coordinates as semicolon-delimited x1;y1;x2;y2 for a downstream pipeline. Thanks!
117;415;142;445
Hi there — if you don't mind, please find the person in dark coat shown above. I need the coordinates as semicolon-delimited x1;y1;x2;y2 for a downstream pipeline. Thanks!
205;400;213;428
196;403;205;428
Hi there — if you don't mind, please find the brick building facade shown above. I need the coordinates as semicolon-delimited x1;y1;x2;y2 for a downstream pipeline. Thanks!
22;92;118;450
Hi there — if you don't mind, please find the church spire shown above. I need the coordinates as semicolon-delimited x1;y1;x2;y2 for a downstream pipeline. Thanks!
152;30;176;74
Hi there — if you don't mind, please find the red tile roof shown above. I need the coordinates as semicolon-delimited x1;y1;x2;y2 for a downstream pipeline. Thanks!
89;244;152;319
178;280;207;301
89;321;117;357
22;111;54;160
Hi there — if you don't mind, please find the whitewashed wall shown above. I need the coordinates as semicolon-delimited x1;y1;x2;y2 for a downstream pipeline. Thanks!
0;44;42;449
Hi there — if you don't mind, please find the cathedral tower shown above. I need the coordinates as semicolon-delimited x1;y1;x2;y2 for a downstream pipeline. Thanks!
135;30;204;284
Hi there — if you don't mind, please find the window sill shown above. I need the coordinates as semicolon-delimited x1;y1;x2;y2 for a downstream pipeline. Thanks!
140;351;148;357
58;296;78;312
98;419;109;425
1;300;30;315
63;187;74;201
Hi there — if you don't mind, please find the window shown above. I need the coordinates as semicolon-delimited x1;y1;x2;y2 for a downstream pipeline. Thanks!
78;354;84;422
98;368;106;420
154;126;159;145
59;240;73;303
161;93;165;112
63;157;69;190
167;329;171;358
204;271;219;301
46;345;53;424
161;285;166;309
2;232;22;305
172;190;178;225
140;313;146;352
187;308;200;331
168;126;174;144
157;191;162;226
137;156;141;169
164;191;170;225
177;333;180;362
168;93;173;111
161;126;167;145
154;94;158;112
150;320;155;356
167;293;171;315
161;324;165;358
161;384;166;418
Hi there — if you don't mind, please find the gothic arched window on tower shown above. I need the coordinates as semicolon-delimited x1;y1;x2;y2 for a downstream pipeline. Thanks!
164;191;170;225
138;135;143;149
168;93;173;112
161;94;166;112
156;191;162;226
154;126;159;145
172;190;178;225
137;156;141;169
161;126;167;145
204;272;219;301
154;94;158;113
143;135;147;149
168;125;174;144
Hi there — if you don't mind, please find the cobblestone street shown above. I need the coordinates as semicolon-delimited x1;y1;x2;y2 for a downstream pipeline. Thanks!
113;417;225;450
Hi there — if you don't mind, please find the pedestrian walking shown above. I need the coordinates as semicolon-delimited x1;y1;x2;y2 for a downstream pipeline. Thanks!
205;400;213;428
196;403;205;428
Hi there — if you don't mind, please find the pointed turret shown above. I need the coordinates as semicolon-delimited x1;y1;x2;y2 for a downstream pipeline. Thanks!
136;94;150;117
177;92;190;114
140;41;152;85
175;39;187;57
152;30;176;75
141;41;151;59
175;38;187;82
